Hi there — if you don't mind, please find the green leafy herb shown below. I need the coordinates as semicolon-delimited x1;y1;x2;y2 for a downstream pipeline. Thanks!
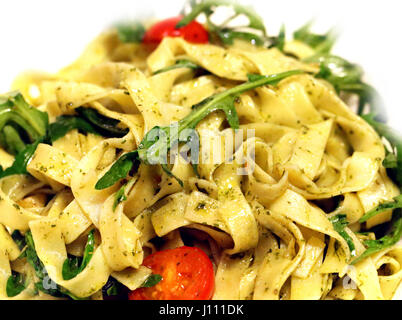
136;70;304;181
11;230;26;251
75;107;129;138
352;212;402;265
359;195;402;223
62;257;81;281
106;282;119;296
96;70;304;189
25;231;46;279
362;113;402;186
305;55;363;85
293;22;381;117
102;277;129;299
0;96;128;180
338;82;381;116
1;125;26;155
95;151;139;190
178;0;266;32
0;92;49;155
62;230;95;280
117;22;146;43
34;281;85;300
49;116;98;142
0;92;51;180
329;214;356;257
383;153;398;169
141;274;162;288
49;107;128;142
24;231;87;299
178;0;267;46
113;184;128;211
271;24;286;52
246;73;295;84
0;92;48;155
217;29;264;46
33;281;65;298
304;54;380;116
6;272;27;297
294;21;336;54
0;92;48;139
153;59;200;75
0;138;44;180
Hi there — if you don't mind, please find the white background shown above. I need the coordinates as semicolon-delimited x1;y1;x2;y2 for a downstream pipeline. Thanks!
0;0;401;130
0;0;402;299
0;0;402;131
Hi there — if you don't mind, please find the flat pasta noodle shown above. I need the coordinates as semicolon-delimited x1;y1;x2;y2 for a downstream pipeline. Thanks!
0;15;400;301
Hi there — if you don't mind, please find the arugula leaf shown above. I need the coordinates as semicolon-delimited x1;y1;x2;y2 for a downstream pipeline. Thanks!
106;282;119;296
49;107;128;142
34;281;85;300
138;70;302;164
96;70;304;189
116;22;146;43
269;24;286;52
73;229;95;273
34;281;65;298
25;231;46;280
0;95;13;108
292;24;382;117
362;113;402;185
2;125;26;155
95;151;139;190
62;230;95;280
76;107;129;138
305;55;363;85
62;257;81;281
304;54;381;116
0;92;51;179
329;214;356;257
153;59;200;75
246;73;295;85
141;274;162;288
0;137;44;180
102;275;159;299
338;82;381;116
217;29;265;46
105;278;119;297
0;92;49;155
102;277;129;300
11;230;26;251
352;212;402;265
178;0;267;46
25;231;86;299
294;21;336;54
350;113;402;264
12;93;48;137
359;195;402;223
383;153;398;169
6;272;27;297
0;103;128;179
49;115;99;142
113;184;128;211
178;0;266;33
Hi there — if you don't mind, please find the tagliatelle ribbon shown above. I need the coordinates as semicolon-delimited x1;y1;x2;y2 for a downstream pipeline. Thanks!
0;28;399;300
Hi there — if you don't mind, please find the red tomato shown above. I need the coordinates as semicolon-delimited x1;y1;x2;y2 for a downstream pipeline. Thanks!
129;246;215;300
142;16;209;44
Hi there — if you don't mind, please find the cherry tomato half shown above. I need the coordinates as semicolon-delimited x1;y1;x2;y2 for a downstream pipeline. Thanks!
142;16;209;44
129;246;215;300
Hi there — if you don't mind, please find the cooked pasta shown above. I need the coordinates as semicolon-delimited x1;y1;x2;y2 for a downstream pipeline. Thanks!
0;0;401;300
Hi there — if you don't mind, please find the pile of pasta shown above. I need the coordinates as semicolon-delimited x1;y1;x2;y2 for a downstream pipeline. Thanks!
0;31;401;300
